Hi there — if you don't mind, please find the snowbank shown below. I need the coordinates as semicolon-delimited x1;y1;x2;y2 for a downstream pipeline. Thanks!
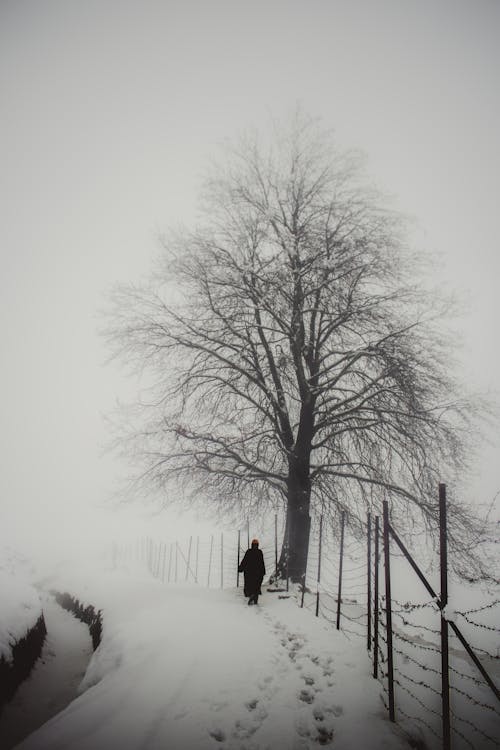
0;571;43;664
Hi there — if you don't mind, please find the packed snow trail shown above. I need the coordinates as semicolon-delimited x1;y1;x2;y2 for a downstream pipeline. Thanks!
0;594;92;749
14;579;408;750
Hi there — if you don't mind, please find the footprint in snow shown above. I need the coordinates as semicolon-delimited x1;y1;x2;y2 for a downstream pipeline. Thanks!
209;728;226;742
299;689;315;704
257;675;273;690
316;725;334;745
233;717;259;739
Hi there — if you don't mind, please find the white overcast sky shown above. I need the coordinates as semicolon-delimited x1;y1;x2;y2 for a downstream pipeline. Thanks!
1;0;499;551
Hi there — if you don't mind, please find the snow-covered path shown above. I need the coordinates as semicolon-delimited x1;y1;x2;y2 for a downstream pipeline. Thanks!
14;581;407;750
0;594;93;750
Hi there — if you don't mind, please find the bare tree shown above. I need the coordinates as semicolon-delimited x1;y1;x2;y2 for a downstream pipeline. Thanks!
106;114;484;582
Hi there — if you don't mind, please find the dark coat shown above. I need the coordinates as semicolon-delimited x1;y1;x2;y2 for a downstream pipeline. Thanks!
238;547;266;598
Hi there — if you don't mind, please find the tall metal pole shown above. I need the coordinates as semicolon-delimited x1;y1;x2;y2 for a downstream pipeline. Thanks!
367;512;372;651
440;483;451;750
336;511;345;629
373;515;380;679
383;500;395;722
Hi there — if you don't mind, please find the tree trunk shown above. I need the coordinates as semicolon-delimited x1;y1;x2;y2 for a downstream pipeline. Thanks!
277;453;312;583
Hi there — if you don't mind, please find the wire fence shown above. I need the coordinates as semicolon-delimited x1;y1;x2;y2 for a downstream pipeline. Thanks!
109;490;499;750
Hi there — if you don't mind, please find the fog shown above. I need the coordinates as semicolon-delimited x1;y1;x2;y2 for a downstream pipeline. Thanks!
1;0;499;566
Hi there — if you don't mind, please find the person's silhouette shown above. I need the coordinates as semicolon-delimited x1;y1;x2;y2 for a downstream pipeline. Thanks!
238;538;266;605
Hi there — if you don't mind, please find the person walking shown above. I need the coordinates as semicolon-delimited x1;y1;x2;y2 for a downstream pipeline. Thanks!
238;538;266;605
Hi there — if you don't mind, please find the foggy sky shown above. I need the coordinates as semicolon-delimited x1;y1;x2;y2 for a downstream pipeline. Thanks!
1;0;499;551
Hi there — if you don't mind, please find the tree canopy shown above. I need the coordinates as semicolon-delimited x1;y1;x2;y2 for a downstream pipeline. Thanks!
106;114;485;580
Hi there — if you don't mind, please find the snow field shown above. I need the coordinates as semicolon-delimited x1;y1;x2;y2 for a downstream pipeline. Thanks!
15;572;408;750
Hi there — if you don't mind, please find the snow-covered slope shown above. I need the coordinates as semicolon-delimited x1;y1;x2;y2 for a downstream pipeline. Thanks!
0;571;42;664
15;575;407;750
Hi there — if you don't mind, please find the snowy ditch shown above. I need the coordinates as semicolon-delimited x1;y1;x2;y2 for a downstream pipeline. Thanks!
0;571;47;715
0;587;100;750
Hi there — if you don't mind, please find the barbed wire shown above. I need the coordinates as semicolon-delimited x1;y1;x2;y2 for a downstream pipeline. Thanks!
449;681;499;714
396;703;442;744
450;723;476;750
456;600;499;616
450;706;500;747
394;678;442;720
391;643;441;678
456;613;500;634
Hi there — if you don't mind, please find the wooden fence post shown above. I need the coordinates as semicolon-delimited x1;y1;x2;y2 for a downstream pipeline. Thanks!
440;483;451;750
336;511;345;629
367;512;372;651
382;500;395;722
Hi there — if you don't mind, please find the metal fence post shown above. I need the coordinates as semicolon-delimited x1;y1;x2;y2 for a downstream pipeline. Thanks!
195;536;199;584
440;483;451;750
316;514;323;617
221;532;224;589
274;514;278;579
367;512;372;650
373;515;380;679
161;542;167;582
207;534;213;588
383;500;395;722
168;543;173;583
237;530;241;588
185;536;192;582
286;520;290;592
336;511;345;629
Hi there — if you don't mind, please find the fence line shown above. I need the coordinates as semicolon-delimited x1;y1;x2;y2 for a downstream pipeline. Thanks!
109;489;499;750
